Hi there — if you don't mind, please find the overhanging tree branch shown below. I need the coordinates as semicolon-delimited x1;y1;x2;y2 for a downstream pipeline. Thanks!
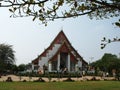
93;0;120;10
0;0;48;7
101;37;120;49
0;0;119;27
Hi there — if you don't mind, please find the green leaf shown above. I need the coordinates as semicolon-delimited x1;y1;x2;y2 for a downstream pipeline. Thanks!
115;22;120;27
13;7;17;11
38;3;44;7
74;1;77;8
9;9;13;13
103;37;106;41
38;3;43;7
101;46;104;49
29;0;34;3
33;16;37;21
108;39;111;43
47;10;51;14
39;17;45;21
58;0;64;6
39;9;42;13
26;9;31;14
53;5;56;10
45;23;47;26
81;4;85;12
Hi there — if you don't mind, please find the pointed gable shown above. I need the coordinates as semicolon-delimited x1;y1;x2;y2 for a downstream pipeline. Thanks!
32;30;70;64
50;30;71;45
32;30;88;65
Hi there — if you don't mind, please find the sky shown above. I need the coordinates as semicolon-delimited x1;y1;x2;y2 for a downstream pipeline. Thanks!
0;7;120;65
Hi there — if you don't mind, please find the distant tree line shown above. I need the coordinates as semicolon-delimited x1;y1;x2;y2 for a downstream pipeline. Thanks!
0;43;31;75
1;43;120;79
90;53;120;76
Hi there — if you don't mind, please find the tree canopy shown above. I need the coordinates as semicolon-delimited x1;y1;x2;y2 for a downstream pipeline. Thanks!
0;43;15;74
18;64;26;72
0;0;119;26
91;53;120;74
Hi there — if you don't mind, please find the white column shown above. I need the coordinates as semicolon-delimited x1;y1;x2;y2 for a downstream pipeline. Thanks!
75;64;78;72
32;64;34;71
48;62;52;72
57;53;60;71
68;53;70;72
78;60;82;68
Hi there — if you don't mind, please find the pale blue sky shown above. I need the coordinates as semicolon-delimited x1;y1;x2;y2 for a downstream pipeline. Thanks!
0;8;120;65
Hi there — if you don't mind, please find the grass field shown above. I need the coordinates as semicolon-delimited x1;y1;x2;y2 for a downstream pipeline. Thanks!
0;81;120;90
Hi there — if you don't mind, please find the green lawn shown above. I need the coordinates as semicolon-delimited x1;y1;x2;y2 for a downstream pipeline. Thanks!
0;81;120;90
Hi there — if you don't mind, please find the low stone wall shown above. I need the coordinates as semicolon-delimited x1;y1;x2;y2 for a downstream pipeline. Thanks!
0;75;116;82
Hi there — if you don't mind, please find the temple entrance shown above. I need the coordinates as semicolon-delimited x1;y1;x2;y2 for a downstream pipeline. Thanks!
60;53;68;71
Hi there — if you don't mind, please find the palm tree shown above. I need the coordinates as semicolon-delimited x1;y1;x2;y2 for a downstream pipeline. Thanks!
0;43;15;74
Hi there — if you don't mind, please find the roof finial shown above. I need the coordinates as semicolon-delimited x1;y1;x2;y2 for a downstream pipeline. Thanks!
61;26;63;31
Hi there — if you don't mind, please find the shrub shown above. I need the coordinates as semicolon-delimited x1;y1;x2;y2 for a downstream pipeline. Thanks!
6;77;13;82
34;77;45;82
22;80;27;82
63;77;74;82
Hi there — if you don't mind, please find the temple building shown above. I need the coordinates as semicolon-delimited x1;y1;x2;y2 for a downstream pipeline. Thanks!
32;31;88;73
